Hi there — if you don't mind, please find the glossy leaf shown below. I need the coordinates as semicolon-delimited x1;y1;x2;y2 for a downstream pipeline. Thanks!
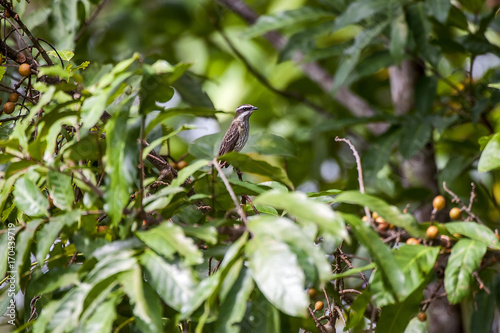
220;152;293;188
215;267;254;333
445;222;500;249
79;292;121;333
120;267;163;333
136;221;203;265
253;190;348;240
104;99;138;227
140;249;197;312
246;235;309;317
80;53;139;134
371;244;439;306
445;239;487;304
478;132;500;172
248;216;332;284
13;176;49;217
47;170;75;210
36;210;81;266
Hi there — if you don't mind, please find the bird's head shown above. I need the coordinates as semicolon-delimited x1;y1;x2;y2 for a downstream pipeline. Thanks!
235;104;258;119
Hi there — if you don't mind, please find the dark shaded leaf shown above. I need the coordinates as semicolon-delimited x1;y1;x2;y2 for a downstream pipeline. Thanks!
341;214;408;302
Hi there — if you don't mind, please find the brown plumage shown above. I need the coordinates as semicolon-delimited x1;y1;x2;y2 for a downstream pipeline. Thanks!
217;104;258;167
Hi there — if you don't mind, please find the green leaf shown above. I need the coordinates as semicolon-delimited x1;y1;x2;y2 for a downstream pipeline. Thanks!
36;211;81;266
415;76;437;115
244;7;334;39
427;0;451;23
332;0;389;32
478;132;500;172
245;235;309;317
47;170;75;210
140;249;197;312
406;2;438;64
399;118;432;159
445;222;500;249
220;152;293;189
342;214;407;302
27;266;79;296
444;239;487;304
371;244;439;306
136;222;203;265
457;0;484;12
13;176;49;217
375;285;424;333
120;267;163;333
248;216;332;285
14;219;43;289
332;263;375;280
80;53;139;134
253;190;348;240
331;18;390;92
215;267;255;333
172;73;214;108
104;100;138;227
79;292;120;333
334;191;424;238
145;107;219;135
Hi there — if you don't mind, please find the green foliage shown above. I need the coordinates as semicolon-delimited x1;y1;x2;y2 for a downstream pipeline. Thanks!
1;0;500;332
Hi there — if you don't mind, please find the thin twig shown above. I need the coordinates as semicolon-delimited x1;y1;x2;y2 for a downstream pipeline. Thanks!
442;181;483;224
74;0;110;43
473;271;491;294
307;308;328;333
335;136;372;225
213;158;248;226
1;1;53;65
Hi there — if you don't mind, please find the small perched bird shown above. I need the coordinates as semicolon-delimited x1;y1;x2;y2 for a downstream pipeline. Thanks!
217;104;258;167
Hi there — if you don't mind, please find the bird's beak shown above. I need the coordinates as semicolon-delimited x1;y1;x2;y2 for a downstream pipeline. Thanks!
252;106;258;111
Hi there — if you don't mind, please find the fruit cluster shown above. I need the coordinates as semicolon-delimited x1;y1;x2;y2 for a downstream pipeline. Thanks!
0;61;31;116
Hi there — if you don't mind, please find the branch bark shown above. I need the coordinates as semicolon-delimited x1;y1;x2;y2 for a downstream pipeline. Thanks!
214;0;385;133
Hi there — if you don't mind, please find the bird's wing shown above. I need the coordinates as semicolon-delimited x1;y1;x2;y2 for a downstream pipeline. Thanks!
218;121;239;157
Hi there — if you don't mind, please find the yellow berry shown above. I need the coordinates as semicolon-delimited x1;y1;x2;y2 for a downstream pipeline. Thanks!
18;63;31;77
307;288;317;298
417;311;427;322
406;237;420;245
314;301;324;311
433;195;446;211
449;207;462;220
3;102;15;114
426;225;439;239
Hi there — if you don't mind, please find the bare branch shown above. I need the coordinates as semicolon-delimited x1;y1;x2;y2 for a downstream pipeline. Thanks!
335;136;372;225
214;0;380;129
213;158;248;226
